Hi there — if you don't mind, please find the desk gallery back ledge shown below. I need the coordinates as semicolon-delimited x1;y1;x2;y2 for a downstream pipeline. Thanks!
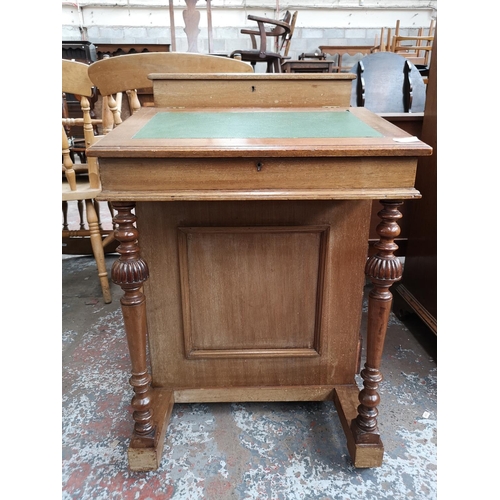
149;73;356;109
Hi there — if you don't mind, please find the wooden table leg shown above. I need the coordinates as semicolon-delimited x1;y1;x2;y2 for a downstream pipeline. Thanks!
348;200;404;466
111;201;173;471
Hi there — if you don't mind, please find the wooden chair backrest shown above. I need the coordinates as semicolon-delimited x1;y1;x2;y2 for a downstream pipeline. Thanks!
241;14;291;56
88;52;254;128
240;12;290;54
88;52;253;97
62;59;100;191
62;59;94;98
280;11;298;58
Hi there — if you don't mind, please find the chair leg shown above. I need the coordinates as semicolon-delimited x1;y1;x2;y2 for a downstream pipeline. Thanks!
62;201;69;231
85;199;112;304
78;200;85;229
94;200;102;230
107;202;116;229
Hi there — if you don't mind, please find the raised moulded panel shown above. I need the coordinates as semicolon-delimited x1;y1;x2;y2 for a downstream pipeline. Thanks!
178;225;329;359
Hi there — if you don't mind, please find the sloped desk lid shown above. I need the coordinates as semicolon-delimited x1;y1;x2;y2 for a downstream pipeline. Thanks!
88;107;432;159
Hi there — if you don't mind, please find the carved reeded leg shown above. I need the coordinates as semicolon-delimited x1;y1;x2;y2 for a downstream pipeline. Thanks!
111;202;156;445
351;200;404;448
111;201;174;471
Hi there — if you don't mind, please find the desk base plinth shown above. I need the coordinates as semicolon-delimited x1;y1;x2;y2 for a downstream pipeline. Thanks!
128;384;383;471
334;386;384;468
128;389;174;472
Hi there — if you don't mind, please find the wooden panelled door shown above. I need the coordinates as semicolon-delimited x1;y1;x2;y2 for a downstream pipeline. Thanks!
137;199;372;394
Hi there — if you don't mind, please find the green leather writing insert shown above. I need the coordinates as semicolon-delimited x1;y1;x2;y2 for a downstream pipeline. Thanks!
133;111;383;139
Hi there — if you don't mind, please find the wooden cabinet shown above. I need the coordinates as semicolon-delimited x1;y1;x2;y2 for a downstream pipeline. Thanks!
392;36;437;334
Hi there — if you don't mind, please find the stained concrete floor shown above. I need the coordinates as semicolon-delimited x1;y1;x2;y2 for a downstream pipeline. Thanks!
62;250;437;500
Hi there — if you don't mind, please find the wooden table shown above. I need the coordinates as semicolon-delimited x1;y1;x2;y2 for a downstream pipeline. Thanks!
281;60;335;73
87;76;432;472
319;45;375;72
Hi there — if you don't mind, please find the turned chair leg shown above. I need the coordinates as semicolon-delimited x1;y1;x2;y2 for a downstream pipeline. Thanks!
62;201;69;231
85;199;112;304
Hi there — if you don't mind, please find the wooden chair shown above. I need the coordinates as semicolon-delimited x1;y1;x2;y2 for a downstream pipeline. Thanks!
62;79;100;164
229;12;292;73
390;20;435;82
372;27;392;53
62;59;113;303
279;11;298;59
87;52;254;128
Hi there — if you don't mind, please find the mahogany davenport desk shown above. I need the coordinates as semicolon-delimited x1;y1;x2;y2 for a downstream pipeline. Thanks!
88;77;431;472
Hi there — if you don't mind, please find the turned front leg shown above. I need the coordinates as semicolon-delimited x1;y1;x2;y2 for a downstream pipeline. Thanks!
351;200;403;444
111;201;155;444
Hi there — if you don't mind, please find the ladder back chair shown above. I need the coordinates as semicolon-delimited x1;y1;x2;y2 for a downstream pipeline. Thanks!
87;52;254;129
62;59;113;304
390;19;436;82
372;27;392;53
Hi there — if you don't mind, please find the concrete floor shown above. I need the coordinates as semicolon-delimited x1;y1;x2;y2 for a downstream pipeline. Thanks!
62;247;437;499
